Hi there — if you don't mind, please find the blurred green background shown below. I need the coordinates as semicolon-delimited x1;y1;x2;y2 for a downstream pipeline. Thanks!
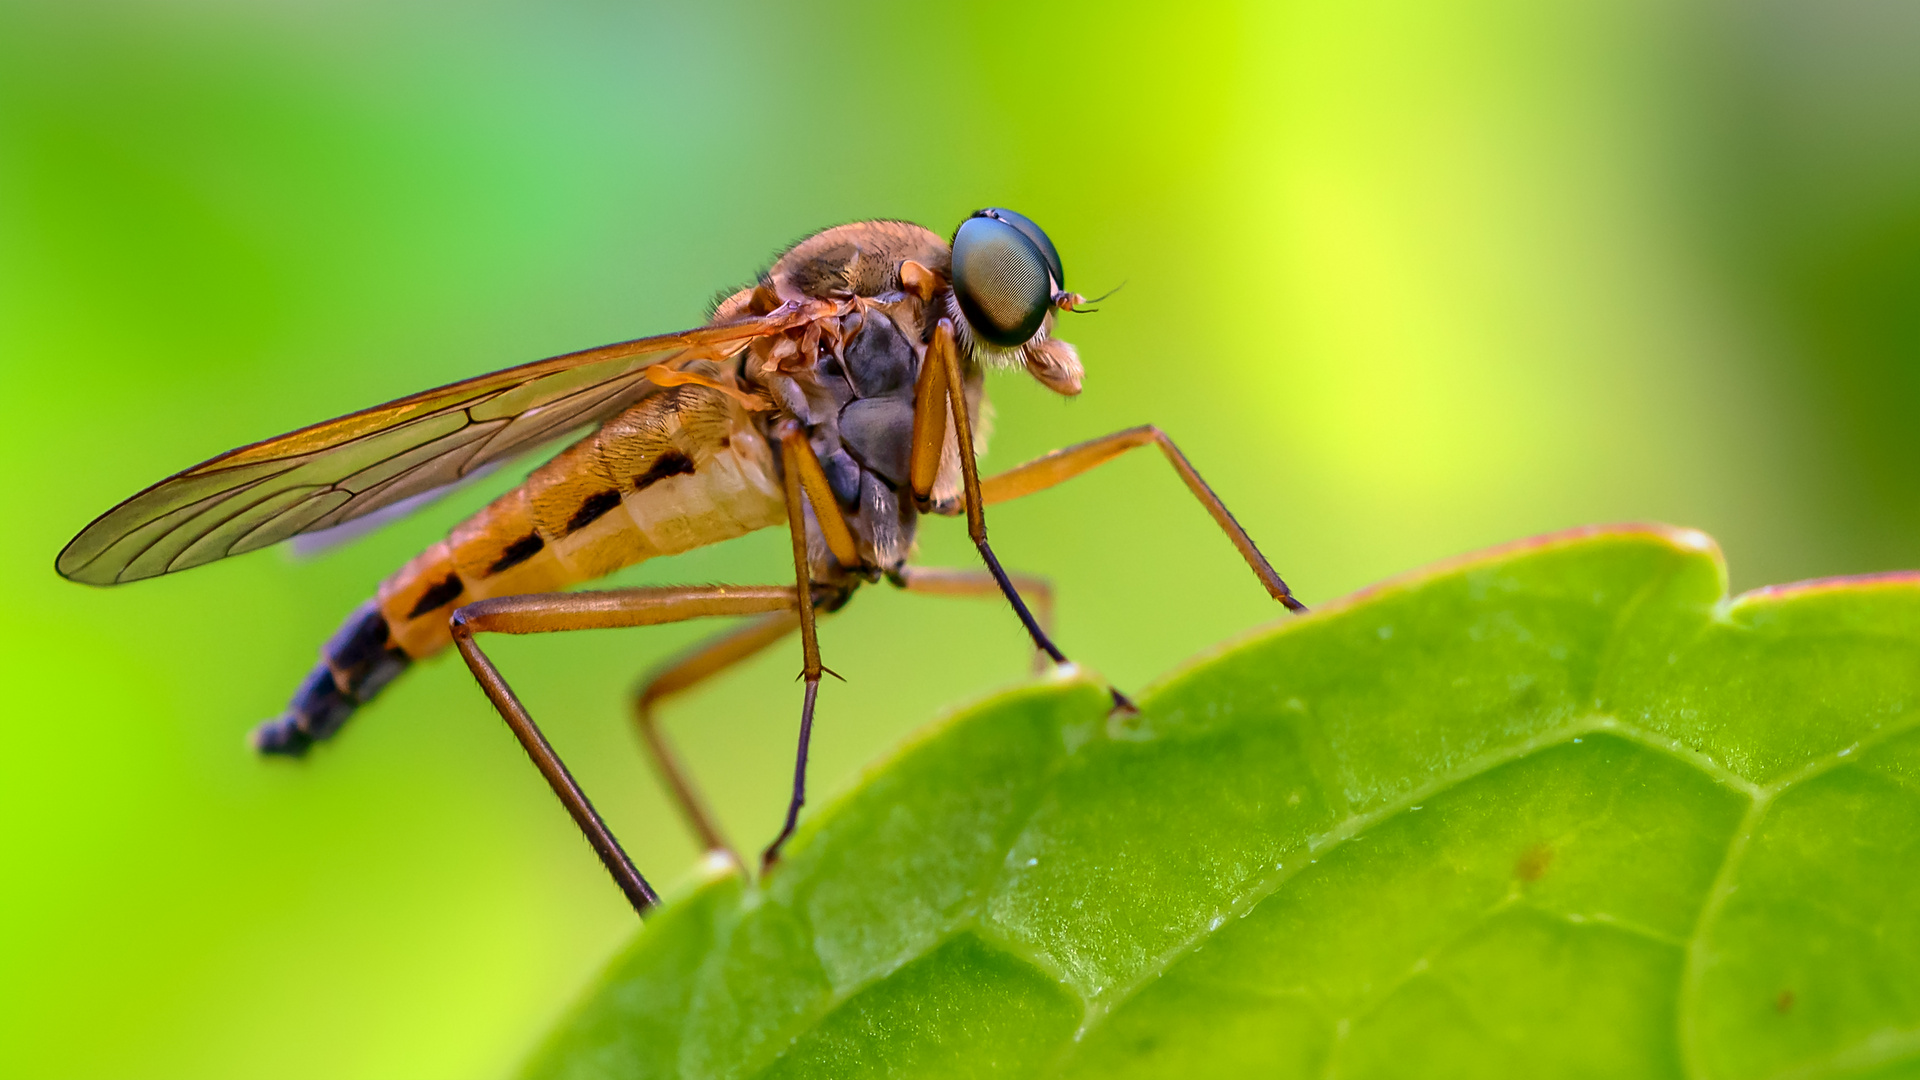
3;1;1917;1077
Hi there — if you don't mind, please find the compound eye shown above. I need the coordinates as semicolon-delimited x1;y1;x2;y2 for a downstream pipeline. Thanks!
981;208;1064;290
952;215;1051;348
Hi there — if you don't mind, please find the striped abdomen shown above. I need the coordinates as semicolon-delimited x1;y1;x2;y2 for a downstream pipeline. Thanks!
255;383;784;754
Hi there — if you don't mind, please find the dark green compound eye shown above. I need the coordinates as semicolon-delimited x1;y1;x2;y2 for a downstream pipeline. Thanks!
952;210;1061;348
981;207;1063;290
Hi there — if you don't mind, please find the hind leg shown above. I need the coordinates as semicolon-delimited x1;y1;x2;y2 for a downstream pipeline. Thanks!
631;611;801;865
450;584;799;917
892;566;1055;674
456;421;854;911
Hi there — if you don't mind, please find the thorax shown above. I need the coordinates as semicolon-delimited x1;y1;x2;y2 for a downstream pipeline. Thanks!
721;221;986;583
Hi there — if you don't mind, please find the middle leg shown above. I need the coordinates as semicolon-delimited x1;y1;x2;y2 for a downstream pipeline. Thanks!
760;421;851;870
635;566;1053;870
630;610;800;864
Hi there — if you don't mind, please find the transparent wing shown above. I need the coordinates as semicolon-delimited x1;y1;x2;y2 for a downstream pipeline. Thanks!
59;312;797;585
287;459;508;560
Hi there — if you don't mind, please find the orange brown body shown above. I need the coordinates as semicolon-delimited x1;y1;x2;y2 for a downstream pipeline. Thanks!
61;210;1300;912
377;381;782;658
248;219;1057;752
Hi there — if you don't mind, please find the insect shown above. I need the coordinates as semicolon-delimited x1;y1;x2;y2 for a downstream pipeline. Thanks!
58;210;1305;916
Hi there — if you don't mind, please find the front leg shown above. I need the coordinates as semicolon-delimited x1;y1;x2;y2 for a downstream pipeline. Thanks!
908;319;1084;681
979;425;1307;613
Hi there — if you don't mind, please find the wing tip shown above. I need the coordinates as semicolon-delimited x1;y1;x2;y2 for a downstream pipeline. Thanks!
54;537;96;585
55;531;137;586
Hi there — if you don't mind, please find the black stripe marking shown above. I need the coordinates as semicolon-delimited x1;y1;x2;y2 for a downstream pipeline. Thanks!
566;490;623;534
635;450;696;491
406;573;464;619
325;601;392;675
488;533;544;574
292;664;355;742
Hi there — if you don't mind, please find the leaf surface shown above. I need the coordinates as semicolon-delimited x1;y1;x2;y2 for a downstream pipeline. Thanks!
523;526;1920;1079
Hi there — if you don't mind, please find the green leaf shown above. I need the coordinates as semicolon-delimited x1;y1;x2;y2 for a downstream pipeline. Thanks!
521;525;1920;1079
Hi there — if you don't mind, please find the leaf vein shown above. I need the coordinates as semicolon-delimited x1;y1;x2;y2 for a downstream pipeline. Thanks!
1069;714;1630;1046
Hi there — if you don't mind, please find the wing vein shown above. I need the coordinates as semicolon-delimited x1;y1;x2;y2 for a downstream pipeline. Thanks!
58;307;807;585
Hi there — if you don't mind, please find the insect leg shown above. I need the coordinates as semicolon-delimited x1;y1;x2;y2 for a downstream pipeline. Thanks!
756;426;825;864
906;318;952;502
891;565;1055;674
910;319;1082;684
449;584;799;917
979;426;1307;613
761;423;853;870
782;419;860;569
631;610;801;863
